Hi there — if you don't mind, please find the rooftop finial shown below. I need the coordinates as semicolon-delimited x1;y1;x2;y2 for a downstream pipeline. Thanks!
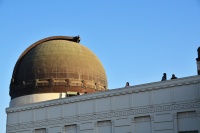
196;47;200;75
197;47;200;60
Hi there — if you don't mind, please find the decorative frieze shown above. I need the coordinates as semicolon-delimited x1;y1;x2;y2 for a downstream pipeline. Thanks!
7;101;200;131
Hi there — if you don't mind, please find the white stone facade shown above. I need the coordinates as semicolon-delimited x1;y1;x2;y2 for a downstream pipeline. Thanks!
9;93;66;108
6;75;200;133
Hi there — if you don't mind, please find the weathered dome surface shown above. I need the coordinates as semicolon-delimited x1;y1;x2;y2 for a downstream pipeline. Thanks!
10;36;107;99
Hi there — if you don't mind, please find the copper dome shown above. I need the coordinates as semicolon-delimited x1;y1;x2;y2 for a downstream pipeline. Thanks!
10;36;107;99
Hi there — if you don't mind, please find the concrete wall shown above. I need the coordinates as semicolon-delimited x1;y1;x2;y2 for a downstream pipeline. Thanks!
6;75;200;133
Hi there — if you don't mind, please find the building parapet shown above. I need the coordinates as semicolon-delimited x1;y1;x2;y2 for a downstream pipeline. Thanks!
6;75;200;113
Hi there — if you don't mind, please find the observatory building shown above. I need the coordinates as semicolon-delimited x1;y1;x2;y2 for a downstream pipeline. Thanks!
6;36;200;133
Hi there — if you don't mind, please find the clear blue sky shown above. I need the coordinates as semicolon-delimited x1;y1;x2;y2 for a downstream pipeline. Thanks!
0;0;200;132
